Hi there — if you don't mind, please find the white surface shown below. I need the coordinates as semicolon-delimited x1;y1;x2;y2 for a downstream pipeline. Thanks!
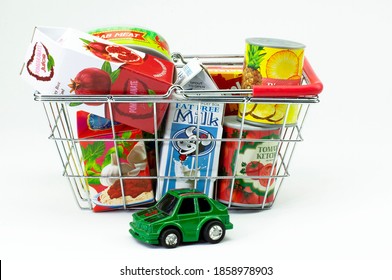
1;0;392;279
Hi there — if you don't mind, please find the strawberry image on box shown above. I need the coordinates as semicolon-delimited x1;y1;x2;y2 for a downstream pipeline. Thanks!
20;26;175;133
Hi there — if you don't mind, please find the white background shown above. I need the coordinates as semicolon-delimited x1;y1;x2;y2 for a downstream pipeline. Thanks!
1;0;392;279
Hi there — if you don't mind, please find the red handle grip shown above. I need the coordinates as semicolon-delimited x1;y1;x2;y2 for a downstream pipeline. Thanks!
252;57;323;97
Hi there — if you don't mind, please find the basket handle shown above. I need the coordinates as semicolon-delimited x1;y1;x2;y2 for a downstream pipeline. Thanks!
252;57;323;97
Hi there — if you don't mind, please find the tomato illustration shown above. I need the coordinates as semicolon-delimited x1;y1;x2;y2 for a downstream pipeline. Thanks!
245;161;264;177
259;163;276;187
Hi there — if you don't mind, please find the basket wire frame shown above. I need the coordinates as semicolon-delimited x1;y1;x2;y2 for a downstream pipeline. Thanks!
36;54;319;211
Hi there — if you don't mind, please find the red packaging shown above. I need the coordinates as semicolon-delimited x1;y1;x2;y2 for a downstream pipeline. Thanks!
218;116;280;208
105;55;173;133
207;66;243;116
77;111;154;211
21;27;175;134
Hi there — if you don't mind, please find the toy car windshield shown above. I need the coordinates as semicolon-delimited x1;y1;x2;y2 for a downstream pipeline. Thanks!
156;193;178;215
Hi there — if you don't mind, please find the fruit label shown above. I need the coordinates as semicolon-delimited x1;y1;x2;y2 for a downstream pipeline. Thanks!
218;116;281;207
77;111;154;211
256;46;304;84
89;26;171;60
238;102;300;127
238;38;305;126
156;59;223;199
21;26;175;133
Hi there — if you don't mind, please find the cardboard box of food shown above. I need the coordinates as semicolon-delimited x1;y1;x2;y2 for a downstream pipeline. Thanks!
207;65;243;116
77;111;154;211
21;26;175;133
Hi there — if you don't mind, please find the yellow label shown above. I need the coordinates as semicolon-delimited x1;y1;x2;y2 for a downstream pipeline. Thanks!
238;103;299;125
259;47;304;80
239;39;305;125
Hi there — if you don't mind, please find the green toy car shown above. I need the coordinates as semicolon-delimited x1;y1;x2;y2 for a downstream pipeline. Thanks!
129;189;233;248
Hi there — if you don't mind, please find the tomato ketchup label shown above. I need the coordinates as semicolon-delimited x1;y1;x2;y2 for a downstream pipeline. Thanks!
218;116;281;208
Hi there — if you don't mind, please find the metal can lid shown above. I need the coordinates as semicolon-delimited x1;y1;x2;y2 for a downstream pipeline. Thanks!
246;38;305;50
224;115;278;131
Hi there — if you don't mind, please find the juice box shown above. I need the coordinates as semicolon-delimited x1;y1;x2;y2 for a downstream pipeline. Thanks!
77;111;154;211
207;65;243;90
20;26;175;133
207;65;243;116
156;59;224;199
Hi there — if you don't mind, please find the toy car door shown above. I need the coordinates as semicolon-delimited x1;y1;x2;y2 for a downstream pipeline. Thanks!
176;197;200;241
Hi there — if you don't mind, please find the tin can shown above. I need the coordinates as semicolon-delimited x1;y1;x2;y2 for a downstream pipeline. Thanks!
217;116;281;208
88;26;171;60
238;38;305;127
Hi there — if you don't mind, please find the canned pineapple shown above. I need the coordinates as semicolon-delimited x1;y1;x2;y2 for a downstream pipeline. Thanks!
239;38;305;127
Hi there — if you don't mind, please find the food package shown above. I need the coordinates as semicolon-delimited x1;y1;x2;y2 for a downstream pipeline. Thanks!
77;111;154;211
20;26;175;133
156;58;224;199
207;65;243;116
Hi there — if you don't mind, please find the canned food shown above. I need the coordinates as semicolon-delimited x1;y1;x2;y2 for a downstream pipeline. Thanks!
218;116;281;208
238;38;305;126
88;26;171;60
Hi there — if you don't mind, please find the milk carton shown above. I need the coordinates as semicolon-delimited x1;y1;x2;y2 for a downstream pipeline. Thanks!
156;59;224;199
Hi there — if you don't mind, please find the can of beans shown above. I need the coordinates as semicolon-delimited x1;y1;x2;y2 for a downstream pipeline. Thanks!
217;116;281;208
88;26;171;60
238;38;305;127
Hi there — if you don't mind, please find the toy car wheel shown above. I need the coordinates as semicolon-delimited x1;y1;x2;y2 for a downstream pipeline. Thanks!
203;221;225;244
160;228;181;248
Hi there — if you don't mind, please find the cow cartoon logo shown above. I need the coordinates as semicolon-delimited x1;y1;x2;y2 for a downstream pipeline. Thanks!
172;126;215;162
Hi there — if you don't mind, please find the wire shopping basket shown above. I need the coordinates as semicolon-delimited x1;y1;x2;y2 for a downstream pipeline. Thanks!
34;53;322;211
